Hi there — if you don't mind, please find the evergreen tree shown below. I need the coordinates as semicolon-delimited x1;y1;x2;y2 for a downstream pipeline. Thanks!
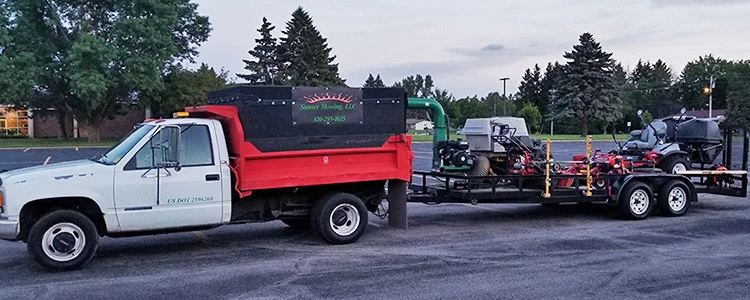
237;17;280;85
539;62;564;133
516;64;544;130
277;7;345;86
548;33;620;136
363;73;385;87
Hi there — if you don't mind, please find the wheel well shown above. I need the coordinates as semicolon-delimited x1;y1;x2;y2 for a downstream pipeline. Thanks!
19;197;106;241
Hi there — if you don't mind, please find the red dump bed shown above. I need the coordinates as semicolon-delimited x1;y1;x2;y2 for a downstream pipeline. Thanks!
186;105;413;197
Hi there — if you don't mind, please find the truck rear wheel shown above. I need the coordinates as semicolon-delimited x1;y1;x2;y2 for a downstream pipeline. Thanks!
312;192;368;244
27;210;99;271
618;181;654;220
658;180;691;217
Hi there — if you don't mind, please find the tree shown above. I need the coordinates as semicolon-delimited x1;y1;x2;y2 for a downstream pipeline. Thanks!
393;74;434;98
363;73;385;87
676;55;730;110
482;92;515;117
539;62;564;133
516;64;544;131
516;102;542;133
394;74;435;120
4;0;211;142
148;64;229;118
726;60;750;126
277;7;345;86
452;96;490;126
237;17;280;85
548;33;620;136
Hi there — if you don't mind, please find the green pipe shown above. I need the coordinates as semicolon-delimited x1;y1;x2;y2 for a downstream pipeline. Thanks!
407;97;447;170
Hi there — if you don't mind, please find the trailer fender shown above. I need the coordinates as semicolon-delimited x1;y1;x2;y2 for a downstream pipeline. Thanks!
661;150;689;158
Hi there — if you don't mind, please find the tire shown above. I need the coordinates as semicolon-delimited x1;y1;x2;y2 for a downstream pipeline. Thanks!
26;210;99;271
658;180;691;217
467;156;490;177
661;155;689;174
281;218;309;230
618;181;655;220
311;192;368;244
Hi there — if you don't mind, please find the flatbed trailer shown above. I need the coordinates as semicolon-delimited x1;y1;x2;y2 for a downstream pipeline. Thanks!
394;127;749;225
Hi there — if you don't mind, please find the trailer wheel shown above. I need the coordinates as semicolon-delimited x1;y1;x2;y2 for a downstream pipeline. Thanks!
26;210;98;271
661;155;689;174
467;156;490;177
312;193;368;244
618;181;654;220
658;180;691;217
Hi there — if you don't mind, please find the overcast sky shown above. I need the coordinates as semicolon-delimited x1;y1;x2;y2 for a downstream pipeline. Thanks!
191;0;750;98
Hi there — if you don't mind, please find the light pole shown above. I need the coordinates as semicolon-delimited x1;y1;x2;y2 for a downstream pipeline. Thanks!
499;77;510;116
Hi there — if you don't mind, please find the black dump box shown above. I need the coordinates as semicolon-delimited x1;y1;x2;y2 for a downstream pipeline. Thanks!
675;118;722;144
207;86;407;152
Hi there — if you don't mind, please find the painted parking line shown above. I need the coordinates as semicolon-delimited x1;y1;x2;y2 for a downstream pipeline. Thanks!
43;156;51;165
23;148;31;152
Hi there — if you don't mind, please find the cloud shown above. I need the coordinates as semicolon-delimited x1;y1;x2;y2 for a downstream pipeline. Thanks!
481;44;505;52
449;43;507;58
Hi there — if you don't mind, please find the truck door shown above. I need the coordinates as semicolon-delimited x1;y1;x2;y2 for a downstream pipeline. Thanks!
114;124;223;231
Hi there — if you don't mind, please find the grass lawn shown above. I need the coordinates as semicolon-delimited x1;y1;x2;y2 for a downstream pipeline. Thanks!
0;138;117;148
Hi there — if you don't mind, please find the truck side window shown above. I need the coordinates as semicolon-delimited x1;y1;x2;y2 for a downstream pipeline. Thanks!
126;124;214;170
179;125;214;167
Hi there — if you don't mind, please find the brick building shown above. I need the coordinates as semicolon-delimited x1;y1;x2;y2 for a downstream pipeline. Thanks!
0;105;146;139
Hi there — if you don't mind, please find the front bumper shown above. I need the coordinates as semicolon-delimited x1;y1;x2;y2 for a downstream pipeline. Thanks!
0;216;19;241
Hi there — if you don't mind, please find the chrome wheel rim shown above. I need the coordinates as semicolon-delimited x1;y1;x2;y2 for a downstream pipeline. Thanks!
668;186;687;211
629;189;649;215
42;222;86;262
329;204;360;236
672;163;687;174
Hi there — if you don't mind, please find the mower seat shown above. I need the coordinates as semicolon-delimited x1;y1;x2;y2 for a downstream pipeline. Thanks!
625;121;667;150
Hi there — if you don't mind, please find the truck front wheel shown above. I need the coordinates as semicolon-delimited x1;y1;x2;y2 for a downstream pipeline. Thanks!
312;193;368;244
27;210;99;271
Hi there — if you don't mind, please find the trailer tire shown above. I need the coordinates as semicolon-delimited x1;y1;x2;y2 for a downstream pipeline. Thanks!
658;180;691;217
312;192;368;244
467;156;490;177
618;181;654;220
661;155;689;174
26;210;98;271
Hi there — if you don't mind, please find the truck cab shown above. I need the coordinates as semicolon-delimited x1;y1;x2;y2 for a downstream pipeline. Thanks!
0;118;232;269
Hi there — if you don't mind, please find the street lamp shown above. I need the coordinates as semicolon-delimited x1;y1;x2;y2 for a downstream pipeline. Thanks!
499;77;510;116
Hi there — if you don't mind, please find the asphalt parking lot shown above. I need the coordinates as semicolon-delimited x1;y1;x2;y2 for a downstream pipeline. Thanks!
1;142;749;299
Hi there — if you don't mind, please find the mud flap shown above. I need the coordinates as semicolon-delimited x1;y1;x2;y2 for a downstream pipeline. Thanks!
387;180;408;229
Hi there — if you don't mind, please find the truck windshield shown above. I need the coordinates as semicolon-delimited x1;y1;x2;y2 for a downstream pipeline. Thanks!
93;124;155;165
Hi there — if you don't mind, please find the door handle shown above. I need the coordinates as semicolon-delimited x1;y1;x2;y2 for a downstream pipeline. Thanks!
205;174;220;181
